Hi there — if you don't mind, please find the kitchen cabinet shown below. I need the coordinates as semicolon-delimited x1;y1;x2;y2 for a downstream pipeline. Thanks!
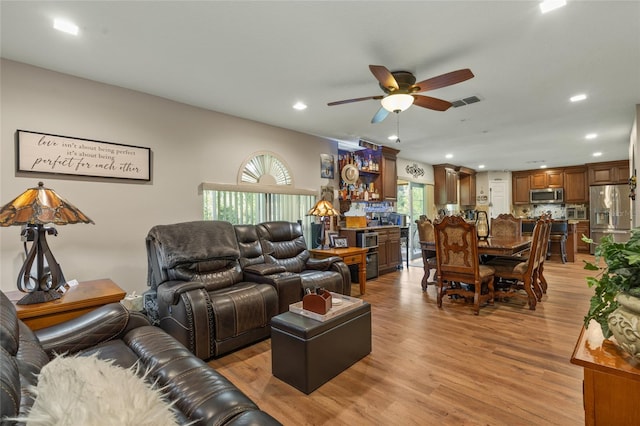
377;226;401;274
530;168;564;189
564;166;589;203
459;169;476;206
576;220;590;253
587;160;630;185
380;146;399;201
512;172;531;204
337;145;398;203
434;164;458;205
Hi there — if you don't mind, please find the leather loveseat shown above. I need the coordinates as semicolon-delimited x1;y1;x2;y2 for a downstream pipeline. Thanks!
145;220;351;360
0;291;281;425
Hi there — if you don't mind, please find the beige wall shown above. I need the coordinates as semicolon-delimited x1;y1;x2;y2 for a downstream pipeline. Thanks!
0;59;338;295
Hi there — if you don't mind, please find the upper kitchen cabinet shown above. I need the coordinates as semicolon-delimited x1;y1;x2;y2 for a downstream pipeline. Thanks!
529;168;564;189
458;167;476;206
564;166;588;203
434;164;458;205
512;171;531;204
587;160;630;185
380;146;399;201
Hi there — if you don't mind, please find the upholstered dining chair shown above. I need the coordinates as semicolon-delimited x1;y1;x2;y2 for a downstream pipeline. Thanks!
490;213;522;238
486;218;545;310
416;216;437;291
433;215;495;315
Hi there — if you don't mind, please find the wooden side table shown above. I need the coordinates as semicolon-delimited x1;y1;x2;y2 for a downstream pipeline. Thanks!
310;247;368;295
570;325;640;425
5;278;126;330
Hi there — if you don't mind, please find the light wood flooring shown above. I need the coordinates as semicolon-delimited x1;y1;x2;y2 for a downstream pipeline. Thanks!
208;254;598;425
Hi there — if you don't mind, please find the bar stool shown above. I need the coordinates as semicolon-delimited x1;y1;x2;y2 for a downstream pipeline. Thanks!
547;221;567;264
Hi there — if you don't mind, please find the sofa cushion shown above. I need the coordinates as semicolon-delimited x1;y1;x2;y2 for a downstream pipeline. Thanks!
15;353;179;426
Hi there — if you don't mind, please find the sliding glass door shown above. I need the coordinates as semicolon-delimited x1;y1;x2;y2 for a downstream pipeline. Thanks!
397;181;426;262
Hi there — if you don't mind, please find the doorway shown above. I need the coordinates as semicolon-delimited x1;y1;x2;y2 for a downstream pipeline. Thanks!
397;181;427;263
489;180;510;218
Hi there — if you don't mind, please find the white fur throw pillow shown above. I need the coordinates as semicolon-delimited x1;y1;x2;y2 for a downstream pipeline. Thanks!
18;353;179;426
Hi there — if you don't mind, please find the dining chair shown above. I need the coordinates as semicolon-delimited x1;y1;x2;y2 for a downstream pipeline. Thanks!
433;215;495;315
416;216;437;291
490;213;522;238
487;218;545;310
535;216;552;294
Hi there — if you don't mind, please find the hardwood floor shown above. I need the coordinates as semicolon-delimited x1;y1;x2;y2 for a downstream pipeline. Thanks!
208;255;598;425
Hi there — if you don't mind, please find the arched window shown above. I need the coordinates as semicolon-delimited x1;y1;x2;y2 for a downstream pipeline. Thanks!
239;152;293;186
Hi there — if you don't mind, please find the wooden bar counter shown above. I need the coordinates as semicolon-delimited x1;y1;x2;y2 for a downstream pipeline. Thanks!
570;325;640;425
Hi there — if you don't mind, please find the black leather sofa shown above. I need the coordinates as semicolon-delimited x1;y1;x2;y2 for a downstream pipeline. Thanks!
0;291;281;425
146;220;350;360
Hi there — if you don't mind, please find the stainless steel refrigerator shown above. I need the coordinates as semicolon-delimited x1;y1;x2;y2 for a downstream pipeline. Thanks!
589;184;632;254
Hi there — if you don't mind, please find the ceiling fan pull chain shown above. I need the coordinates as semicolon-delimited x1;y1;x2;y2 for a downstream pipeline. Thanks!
396;112;401;143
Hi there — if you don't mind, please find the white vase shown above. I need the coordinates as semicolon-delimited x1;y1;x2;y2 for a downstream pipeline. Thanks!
607;292;640;361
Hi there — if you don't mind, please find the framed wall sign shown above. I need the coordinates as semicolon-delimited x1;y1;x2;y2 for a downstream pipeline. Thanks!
16;130;151;181
320;154;334;179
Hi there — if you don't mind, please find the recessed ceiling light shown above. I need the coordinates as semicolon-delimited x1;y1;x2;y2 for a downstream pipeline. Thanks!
292;102;307;111
53;18;79;36
585;133;598;140
540;0;566;14
388;135;397;141
478;165;485;169
570;93;587;102
540;165;547;169
593;152;603;157
445;154;453;159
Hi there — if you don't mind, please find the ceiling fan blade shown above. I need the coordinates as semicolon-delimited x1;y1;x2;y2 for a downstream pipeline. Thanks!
413;95;452;111
328;95;382;106
413;69;474;93
369;65;399;91
371;107;390;124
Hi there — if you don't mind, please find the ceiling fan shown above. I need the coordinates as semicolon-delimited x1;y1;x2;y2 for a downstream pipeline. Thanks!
328;65;474;123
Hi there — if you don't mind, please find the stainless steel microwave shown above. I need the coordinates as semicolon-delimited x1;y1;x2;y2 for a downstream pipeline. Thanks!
530;188;564;204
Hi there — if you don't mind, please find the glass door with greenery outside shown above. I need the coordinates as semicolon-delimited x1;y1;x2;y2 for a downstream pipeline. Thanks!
397;181;426;262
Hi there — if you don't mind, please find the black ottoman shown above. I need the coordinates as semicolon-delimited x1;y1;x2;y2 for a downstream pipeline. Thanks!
271;302;371;394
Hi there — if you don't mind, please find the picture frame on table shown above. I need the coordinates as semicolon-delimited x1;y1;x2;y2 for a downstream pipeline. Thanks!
332;237;348;248
327;231;339;247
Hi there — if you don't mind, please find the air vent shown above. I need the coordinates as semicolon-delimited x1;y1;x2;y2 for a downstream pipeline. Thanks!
451;95;482;108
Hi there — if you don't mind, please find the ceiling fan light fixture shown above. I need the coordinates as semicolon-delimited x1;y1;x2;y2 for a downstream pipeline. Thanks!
381;94;414;113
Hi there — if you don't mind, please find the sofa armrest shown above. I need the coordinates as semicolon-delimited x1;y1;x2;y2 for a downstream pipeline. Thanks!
328;261;352;295
35;303;150;356
157;280;206;306
243;263;287;276
243;271;302;313
305;256;343;271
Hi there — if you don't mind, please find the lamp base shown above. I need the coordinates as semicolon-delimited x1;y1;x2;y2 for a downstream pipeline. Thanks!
17;290;62;305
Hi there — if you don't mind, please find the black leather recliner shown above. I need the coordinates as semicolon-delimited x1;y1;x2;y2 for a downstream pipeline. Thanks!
145;220;279;360
255;221;351;298
0;291;281;425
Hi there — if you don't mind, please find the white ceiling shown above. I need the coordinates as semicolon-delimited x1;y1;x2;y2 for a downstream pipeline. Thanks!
1;1;639;172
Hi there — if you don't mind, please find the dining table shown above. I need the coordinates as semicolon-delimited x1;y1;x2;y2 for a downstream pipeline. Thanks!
420;235;532;257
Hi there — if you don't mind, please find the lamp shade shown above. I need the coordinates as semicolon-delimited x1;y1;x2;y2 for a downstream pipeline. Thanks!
0;182;94;227
307;200;340;217
381;93;414;112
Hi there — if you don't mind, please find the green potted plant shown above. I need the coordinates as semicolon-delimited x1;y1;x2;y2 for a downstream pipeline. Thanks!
583;229;640;359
